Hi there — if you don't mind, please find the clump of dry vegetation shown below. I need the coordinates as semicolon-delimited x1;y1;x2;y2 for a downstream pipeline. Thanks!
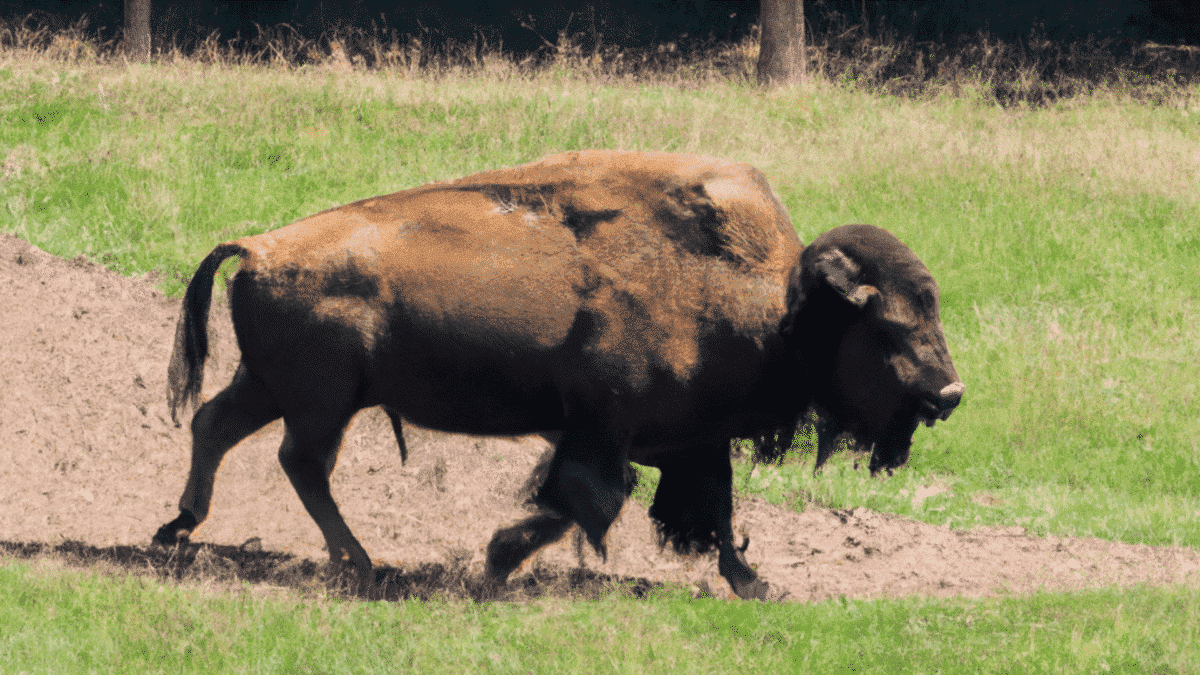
2;11;1196;106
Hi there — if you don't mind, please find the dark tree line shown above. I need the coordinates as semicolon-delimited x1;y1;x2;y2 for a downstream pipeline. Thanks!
3;0;1195;68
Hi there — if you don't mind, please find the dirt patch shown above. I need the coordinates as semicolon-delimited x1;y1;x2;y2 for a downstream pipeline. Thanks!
2;232;1198;602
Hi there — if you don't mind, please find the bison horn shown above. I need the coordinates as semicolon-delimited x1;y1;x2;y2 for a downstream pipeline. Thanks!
846;284;880;308
816;249;878;308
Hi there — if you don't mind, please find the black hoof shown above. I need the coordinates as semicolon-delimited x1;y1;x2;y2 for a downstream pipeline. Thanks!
485;510;573;585
484;528;527;585
729;577;771;601
719;538;769;600
152;510;198;546
324;563;374;597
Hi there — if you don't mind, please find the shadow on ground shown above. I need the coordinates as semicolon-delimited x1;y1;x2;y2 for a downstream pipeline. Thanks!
0;539;662;602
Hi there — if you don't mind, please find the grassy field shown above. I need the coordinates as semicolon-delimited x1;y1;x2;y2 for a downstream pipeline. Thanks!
3;558;1197;674
2;44;1198;672
5;51;1194;546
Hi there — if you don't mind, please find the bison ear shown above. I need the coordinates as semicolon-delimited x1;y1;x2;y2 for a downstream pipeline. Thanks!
815;249;879;309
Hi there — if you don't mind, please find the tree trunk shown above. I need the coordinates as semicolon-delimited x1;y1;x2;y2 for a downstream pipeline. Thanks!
124;0;151;62
757;0;806;85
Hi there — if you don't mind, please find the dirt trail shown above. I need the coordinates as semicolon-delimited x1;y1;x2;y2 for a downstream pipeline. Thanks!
2;233;1197;601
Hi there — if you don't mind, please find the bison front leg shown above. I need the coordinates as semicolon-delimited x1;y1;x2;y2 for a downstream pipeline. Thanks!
485;428;629;586
277;419;372;585
813;411;844;471
652;444;770;600
485;509;574;584
715;521;770;601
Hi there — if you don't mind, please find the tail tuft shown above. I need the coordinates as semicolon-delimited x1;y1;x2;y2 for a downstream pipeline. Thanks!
167;243;245;423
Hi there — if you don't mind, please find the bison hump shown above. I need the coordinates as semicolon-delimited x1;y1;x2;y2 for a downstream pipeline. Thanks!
639;168;797;272
446;151;799;273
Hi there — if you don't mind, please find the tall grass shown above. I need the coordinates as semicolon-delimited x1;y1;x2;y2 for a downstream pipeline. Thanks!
2;28;1198;550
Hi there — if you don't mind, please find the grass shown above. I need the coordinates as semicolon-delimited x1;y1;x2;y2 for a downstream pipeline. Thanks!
3;558;1198;674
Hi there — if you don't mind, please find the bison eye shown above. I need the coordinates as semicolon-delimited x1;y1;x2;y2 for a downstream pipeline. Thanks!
918;290;936;312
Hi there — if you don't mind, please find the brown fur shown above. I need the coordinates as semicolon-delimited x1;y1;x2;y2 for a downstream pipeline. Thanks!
155;151;963;600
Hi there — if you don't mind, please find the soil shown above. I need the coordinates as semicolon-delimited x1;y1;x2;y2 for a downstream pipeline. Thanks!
2;232;1198;602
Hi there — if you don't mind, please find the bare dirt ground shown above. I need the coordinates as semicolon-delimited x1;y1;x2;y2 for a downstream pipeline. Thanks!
2;232;1198;602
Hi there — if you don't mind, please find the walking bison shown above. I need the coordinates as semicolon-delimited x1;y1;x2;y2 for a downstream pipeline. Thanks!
153;150;963;599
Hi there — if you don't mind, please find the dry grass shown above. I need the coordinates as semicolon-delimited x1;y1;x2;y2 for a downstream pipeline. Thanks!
734;84;1200;217
2;12;1197;107
807;26;1200;106
9;12;1193;214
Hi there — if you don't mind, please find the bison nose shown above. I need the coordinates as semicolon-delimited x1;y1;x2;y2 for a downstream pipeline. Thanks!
919;381;964;423
938;381;965;411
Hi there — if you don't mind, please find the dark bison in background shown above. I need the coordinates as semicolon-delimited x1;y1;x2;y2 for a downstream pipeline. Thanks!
153;150;963;599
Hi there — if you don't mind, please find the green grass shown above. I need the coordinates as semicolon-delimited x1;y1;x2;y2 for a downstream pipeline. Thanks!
2;55;1198;550
3;559;1198;674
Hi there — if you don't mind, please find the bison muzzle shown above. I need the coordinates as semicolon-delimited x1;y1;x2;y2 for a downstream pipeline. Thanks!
153;150;963;600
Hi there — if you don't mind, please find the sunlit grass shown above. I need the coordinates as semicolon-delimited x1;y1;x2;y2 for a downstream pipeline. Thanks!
733;451;1200;547
3;558;1198;674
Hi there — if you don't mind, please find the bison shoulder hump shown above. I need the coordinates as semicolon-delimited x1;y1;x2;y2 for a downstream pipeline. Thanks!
653;169;794;270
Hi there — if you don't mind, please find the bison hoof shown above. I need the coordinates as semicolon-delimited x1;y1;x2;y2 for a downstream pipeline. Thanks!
152;510;198;546
729;577;771;601
325;562;374;595
485;524;540;585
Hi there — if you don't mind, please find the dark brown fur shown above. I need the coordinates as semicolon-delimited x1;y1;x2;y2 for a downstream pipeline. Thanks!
154;151;963;599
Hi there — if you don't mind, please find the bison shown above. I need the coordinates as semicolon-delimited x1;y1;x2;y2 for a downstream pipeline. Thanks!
153;150;963;599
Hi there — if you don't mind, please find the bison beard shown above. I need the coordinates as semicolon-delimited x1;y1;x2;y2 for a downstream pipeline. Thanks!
154;151;963;601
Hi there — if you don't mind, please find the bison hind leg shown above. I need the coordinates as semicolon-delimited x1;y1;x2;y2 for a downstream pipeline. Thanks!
152;509;199;547
517;438;637;508
156;364;282;546
539;429;631;558
277;409;372;583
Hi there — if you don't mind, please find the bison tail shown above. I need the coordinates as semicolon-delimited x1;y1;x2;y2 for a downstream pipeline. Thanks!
167;242;247;424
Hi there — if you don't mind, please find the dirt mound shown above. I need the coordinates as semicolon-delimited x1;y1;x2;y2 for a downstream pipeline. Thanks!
2;232;1198;601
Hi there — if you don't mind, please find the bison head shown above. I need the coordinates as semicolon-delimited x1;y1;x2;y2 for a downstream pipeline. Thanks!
793;224;964;474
